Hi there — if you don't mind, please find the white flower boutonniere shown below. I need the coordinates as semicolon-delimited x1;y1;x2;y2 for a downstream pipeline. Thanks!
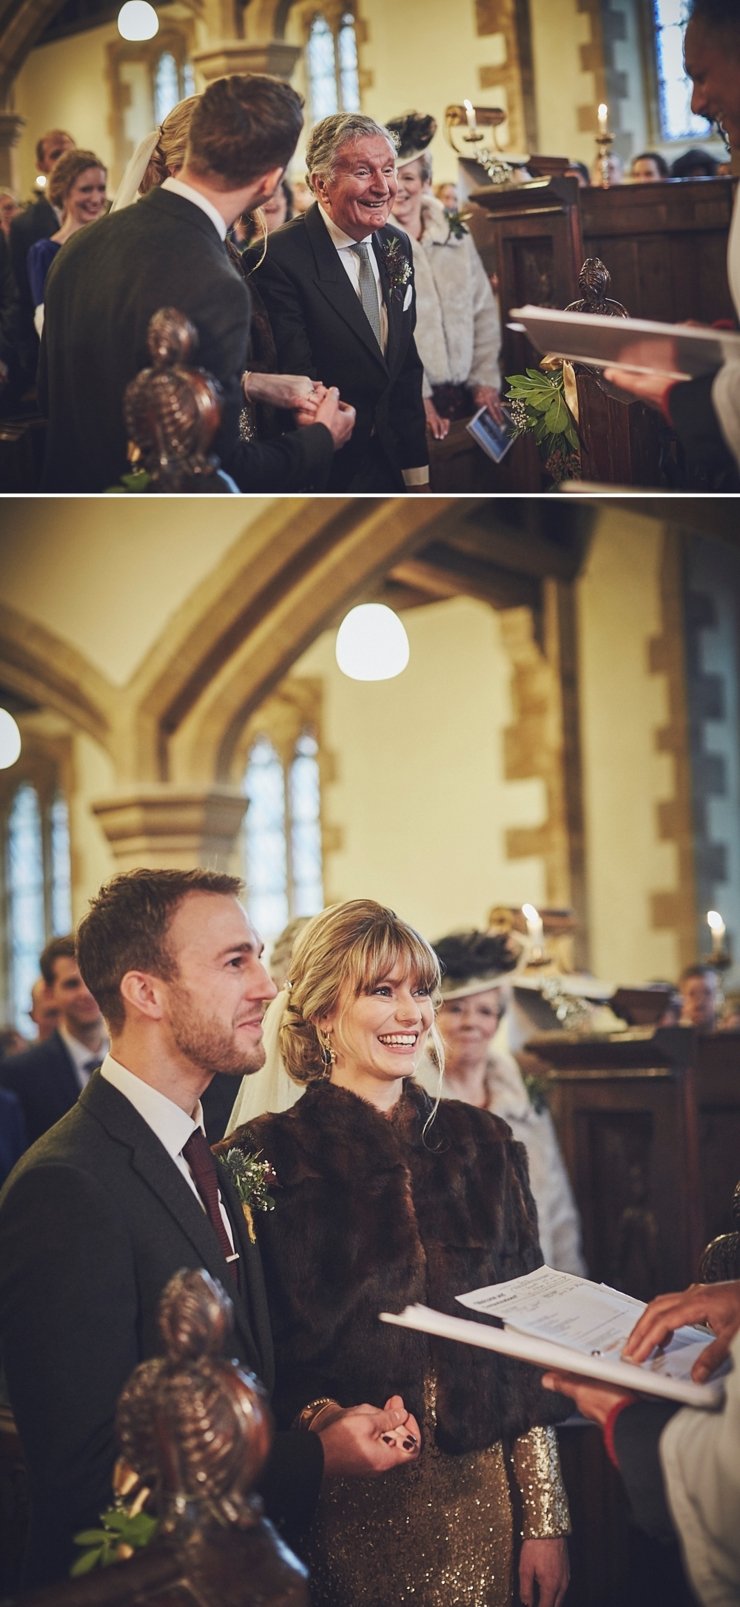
223;1147;276;1243
380;236;412;303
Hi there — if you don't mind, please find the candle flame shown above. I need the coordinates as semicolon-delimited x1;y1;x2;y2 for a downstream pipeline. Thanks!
598;103;608;121
707;909;726;935
463;99;476;128
522;903;540;924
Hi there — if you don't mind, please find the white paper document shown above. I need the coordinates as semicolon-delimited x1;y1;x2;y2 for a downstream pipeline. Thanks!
380;1266;726;1409
508;304;740;379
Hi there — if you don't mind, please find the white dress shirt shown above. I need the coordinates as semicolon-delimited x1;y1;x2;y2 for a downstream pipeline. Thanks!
161;176;228;242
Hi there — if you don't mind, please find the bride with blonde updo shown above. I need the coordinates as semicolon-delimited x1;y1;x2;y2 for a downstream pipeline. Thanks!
220;898;571;1607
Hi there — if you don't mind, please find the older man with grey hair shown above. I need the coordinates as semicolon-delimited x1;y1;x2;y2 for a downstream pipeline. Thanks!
245;111;429;491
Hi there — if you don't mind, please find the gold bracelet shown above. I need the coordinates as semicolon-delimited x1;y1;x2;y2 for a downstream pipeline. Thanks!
293;1396;339;1432
242;370;252;396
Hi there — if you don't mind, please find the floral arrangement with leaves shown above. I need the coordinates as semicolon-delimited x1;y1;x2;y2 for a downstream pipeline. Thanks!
71;1483;158;1577
442;208;471;242
381;236;412;301
504;360;581;485
223;1147;276;1242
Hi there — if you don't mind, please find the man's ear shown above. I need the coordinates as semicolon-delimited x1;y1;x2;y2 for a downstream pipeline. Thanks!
120;970;167;1021
251;165;285;206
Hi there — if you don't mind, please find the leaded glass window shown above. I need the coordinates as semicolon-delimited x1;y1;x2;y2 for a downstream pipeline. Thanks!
6;784;45;1032
653;0;708;141
338;14;361;114
154;51;180;125
242;730;324;943
306;11;361;124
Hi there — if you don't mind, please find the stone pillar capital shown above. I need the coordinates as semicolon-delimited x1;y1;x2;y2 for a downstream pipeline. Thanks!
191;41;301;84
92;785;247;871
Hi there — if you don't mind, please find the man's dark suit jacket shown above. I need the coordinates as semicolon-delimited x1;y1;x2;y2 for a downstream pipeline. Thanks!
8;195;56;379
246;204;428;491
0;1071;322;1586
0;1028;82;1145
38;187;334;493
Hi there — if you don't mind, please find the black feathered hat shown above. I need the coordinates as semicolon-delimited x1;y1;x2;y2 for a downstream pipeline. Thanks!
386;111;437;166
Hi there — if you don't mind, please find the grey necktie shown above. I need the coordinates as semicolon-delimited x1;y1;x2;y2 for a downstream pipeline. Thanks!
351;241;382;348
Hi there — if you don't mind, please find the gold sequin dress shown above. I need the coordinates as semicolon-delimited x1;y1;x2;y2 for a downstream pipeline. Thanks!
239;1081;571;1607
300;1378;568;1607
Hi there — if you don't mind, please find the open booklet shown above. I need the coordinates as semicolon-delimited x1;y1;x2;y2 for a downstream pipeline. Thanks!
508;304;740;380
380;1266;727;1409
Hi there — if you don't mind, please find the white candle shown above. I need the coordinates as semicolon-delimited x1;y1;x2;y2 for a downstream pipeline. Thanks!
707;909;726;957
522;903;544;952
597;102;608;134
464;99;476;130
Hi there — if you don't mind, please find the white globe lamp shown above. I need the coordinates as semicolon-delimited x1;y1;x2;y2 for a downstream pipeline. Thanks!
0;709;22;769
335;604;410;682
117;1;159;40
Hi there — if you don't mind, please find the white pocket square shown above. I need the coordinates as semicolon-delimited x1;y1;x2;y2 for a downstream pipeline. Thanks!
402;284;413;312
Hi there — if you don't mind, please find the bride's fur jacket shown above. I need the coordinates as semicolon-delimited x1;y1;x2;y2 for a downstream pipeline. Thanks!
225;1078;568;1450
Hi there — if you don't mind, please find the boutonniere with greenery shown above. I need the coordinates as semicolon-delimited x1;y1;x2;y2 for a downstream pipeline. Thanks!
223;1148;276;1243
443;208;471;241
380;236;412;301
504;358;581;485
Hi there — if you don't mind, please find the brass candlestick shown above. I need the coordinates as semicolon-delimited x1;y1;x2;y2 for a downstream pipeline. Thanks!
444;101;516;186
594;105;615;188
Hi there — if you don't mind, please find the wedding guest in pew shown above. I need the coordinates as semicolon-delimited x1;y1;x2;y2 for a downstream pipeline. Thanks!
630;151;669;182
423;928;587;1276
603;0;740;480
542;1279;740;1607
678;962;721;1031
0;870;421;1587
27;148;107;336
386;111;504;447
670;146;720;178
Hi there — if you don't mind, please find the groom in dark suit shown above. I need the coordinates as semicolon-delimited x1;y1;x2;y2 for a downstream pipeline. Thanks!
247;112;429;492
0;867;419;1588
39;77;354;492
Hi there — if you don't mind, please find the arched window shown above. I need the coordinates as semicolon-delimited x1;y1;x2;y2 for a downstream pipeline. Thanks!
153;48;196;124
242;729;324;944
2;776;72;1031
306;11;361;125
652;0;707;141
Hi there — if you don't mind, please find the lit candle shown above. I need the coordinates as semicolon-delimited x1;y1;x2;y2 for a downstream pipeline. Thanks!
597;102;608;134
464;99;476;131
707;909;726;958
522;903;544;954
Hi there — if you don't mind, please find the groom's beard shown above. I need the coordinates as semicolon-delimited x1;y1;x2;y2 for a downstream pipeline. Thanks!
168;987;267;1078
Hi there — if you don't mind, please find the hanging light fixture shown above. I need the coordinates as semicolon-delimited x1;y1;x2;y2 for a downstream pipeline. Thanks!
335;604;410;682
117;1;159;41
0;709;21;769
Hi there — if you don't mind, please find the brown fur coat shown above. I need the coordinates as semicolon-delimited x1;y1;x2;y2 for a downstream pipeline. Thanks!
227;1079;568;1451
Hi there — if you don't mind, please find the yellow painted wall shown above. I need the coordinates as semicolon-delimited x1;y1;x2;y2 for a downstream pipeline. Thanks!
577;509;679;984
0;504;268;686
294;596;548;944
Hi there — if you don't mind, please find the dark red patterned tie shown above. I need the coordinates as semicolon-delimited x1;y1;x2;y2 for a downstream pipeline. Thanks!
182;1129;238;1283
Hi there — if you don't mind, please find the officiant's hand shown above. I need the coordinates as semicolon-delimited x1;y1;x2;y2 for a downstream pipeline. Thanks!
622;1279;740;1381
541;1370;635;1426
317;1393;421;1478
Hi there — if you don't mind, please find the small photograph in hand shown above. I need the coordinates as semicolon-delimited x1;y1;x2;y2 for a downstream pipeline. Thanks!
466;403;516;463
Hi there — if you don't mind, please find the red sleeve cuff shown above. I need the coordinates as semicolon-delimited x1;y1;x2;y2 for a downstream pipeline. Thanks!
660;380;680;425
603;1396;637;1467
